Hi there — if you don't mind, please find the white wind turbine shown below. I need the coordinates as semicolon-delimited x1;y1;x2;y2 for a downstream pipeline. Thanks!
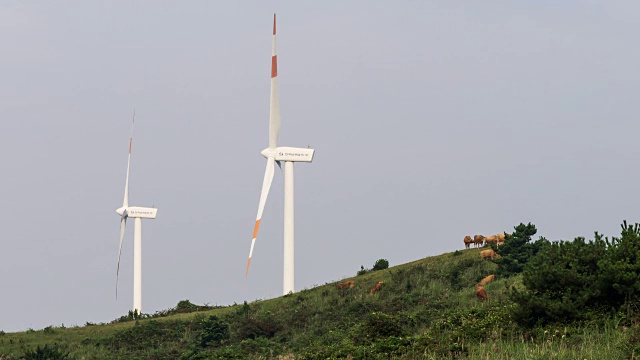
115;113;158;314
245;14;315;295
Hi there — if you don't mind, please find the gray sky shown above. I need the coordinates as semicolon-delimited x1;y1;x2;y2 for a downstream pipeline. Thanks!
2;1;639;332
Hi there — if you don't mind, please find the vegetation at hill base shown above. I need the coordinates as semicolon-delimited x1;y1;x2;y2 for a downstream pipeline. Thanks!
3;222;640;359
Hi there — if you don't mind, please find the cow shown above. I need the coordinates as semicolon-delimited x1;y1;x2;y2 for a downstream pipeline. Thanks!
484;235;499;246
463;235;473;249
473;235;485;248
337;280;355;289
475;285;488;301
478;274;495;286
480;249;498;260
496;233;506;246
370;281;384;295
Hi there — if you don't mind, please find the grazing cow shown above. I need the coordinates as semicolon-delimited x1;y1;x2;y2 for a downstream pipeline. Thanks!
478;274;495;286
473;235;485;248
370;281;384;295
337;280;355;289
480;249;498;260
463;235;473;249
475;285;488;301
484;235;499;246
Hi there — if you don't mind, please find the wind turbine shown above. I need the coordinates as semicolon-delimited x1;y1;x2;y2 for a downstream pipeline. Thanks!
115;112;158;314
245;14;315;295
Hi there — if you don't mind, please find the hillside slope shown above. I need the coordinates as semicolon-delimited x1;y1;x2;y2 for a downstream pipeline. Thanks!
0;249;632;359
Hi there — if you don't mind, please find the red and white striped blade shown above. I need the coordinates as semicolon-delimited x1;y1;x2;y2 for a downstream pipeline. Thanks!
116;215;127;299
269;13;280;149
246;156;276;276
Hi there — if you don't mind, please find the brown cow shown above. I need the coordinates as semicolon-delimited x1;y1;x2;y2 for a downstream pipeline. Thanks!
496;233;506;246
475;285;488;301
473;235;485;248
370;281;384;295
478;274;495;286
337;280;355;289
480;249;498;260
484;235;499;246
463;235;473;249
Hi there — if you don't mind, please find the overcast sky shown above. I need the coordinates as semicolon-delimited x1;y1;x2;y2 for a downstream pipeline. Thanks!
2;1;639;332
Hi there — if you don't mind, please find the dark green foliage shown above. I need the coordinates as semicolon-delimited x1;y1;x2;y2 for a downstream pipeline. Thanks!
511;221;640;327
22;344;73;360
112;301;218;324
197;315;230;348
360;312;405;342
447;257;477;290
111;309;147;323
108;320;183;352
358;259;390;276
233;313;281;340
599;221;640;317
372;258;390;271
435;305;515;341
357;265;368;276
511;236;608;326
493;222;548;277
235;301;251;317
620;325;640;358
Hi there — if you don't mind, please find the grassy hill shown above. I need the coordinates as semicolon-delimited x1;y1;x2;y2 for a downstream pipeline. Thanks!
0;248;634;359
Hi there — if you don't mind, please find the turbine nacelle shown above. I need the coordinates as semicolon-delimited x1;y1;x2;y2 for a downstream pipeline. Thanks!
116;206;157;219
127;207;158;219
261;147;315;162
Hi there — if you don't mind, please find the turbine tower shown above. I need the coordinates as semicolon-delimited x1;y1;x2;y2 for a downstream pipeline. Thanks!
246;14;315;295
115;112;158;314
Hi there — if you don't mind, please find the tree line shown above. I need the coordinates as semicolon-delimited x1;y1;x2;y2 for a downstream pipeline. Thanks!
493;221;640;326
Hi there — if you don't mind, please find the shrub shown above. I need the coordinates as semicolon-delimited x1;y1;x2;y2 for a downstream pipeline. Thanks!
357;265;368;276
599;221;640;317
361;312;405;341
511;236;608;326
21;344;73;360
234;314;281;340
198;315;230;348
373;259;390;271
108;320;183;352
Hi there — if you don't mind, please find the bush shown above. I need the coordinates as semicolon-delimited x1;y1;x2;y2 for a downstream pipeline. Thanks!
357;265;368;276
22;344;73;360
361;312;405;341
198;315;230;348
599;221;640;317
108;320;183;352
373;259;390;271
511;236;608;326
358;259;390;276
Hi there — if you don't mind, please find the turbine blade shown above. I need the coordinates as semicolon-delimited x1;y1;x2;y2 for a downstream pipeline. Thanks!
269;13;280;149
116;215;127;299
122;111;135;208
246;157;276;276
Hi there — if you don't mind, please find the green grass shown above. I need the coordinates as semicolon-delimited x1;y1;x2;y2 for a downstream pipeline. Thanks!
0;248;636;359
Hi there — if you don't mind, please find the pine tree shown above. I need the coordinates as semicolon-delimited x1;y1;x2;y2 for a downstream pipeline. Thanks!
598;221;640;317
493;223;547;277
